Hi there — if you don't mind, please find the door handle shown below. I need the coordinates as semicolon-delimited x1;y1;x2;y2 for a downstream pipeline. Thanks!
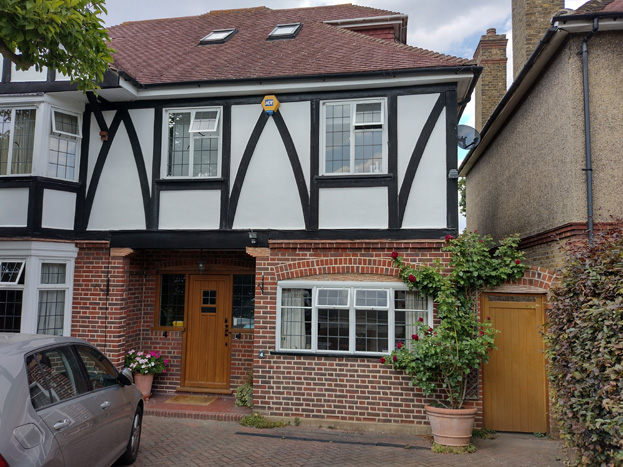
101;401;111;410
53;419;71;430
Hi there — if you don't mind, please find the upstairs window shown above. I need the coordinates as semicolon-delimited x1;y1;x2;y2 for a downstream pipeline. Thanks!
267;23;302;40
199;28;237;45
165;107;222;178
322;99;387;175
0;108;36;175
49;110;81;180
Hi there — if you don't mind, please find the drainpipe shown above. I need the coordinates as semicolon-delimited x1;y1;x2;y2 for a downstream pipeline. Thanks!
581;18;599;244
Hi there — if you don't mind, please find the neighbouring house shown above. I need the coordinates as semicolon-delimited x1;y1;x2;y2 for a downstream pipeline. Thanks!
461;0;623;434
1;4;496;432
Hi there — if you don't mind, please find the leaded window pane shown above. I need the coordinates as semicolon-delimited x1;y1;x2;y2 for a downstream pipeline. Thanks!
317;288;349;307
168;112;191;176
318;308;349;351
37;290;65;336
355;102;382;125
159;274;186;326
193;137;218;177
41;263;66;284
53;111;80;136
233;275;255;329
355;309;388;352
12;110;35;174
0;290;22;332
1;261;25;283
394;290;428;349
0;109;10;175
325;103;351;174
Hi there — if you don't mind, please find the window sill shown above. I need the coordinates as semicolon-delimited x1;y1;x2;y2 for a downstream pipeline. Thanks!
157;178;224;183
315;174;392;181
271;350;383;359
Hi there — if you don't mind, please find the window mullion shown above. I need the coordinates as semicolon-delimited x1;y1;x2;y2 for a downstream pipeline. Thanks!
311;287;318;352
350;105;356;174
349;289;356;353
6;109;16;175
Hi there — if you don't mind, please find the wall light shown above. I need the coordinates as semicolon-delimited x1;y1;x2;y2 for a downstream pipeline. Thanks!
197;258;206;274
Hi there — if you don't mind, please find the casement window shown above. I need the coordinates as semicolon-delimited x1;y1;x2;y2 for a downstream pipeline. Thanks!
277;281;432;355
0;242;77;335
0;107;36;175
321;99;387;175
164;107;222;178
48;109;81;180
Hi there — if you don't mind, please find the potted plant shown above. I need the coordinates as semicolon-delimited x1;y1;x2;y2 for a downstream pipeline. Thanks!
383;231;526;446
124;349;168;400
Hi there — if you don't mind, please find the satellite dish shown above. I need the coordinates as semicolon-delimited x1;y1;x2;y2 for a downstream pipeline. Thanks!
457;125;481;150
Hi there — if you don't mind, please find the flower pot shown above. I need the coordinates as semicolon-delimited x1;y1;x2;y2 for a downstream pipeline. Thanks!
134;373;154;400
425;405;477;447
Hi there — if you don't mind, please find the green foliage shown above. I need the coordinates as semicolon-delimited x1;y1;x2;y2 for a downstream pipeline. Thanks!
0;0;115;92
235;382;253;408
458;177;466;217
385;231;526;409
431;442;477;454
544;223;623;467
472;428;498;439
239;413;287;429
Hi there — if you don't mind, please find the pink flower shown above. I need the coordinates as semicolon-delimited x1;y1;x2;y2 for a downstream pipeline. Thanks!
391;251;398;259
392;355;397;362
412;334;419;341
418;317;424;322
408;274;417;282
445;234;454;242
379;357;386;364
164;359;169;364
515;259;521;264
397;342;403;349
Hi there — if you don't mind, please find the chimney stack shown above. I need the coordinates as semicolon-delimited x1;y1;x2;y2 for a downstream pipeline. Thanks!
473;28;508;131
512;0;564;79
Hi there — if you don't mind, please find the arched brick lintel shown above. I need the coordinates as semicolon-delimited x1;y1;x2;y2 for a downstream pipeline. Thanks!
486;265;556;294
276;257;397;281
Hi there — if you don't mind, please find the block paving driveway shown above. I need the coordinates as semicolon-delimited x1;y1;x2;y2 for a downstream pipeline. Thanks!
130;415;566;466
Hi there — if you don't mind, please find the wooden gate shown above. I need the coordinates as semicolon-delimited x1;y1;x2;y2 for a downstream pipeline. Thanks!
482;294;548;433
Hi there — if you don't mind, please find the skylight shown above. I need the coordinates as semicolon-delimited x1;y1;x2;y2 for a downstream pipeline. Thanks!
267;23;302;40
199;28;237;45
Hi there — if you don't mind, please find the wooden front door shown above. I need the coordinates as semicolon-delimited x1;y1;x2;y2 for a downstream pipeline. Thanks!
183;275;231;391
482;294;548;433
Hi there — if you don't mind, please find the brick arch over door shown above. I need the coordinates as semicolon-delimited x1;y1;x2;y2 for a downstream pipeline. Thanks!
275;257;396;281
485;265;556;294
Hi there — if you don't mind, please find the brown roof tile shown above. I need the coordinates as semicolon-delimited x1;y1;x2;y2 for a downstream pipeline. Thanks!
108;4;470;86
572;0;623;14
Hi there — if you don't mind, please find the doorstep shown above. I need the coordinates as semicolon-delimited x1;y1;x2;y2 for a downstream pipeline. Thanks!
143;392;252;422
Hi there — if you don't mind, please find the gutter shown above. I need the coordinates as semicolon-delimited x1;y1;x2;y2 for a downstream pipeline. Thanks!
581;18;599;243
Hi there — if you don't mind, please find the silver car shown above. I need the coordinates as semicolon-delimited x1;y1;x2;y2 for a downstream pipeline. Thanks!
0;333;143;467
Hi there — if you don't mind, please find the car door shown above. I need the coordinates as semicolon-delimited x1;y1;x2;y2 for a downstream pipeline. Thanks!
26;345;104;467
74;344;133;460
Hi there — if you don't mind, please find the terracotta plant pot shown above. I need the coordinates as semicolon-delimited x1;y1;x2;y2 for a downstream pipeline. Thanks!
134;373;154;400
425;405;477;446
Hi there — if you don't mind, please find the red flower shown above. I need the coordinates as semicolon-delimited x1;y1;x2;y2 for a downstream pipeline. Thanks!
515;259;521;264
418;317;424;322
408;274;417;282
379;357;386;364
486;316;491;321
427;327;433;333
445;234;454;242
479;239;483;243
392;355;397;362
412;334;419;341
397;342;403;349
391;251;399;259
479;331;484;336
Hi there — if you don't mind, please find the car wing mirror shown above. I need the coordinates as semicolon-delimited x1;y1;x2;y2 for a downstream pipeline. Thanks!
118;367;134;386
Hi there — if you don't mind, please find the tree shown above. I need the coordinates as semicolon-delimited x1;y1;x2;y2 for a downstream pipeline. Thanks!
0;0;115;92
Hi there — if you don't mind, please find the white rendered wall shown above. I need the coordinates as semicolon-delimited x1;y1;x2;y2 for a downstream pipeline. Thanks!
42;190;76;230
11;62;47;82
230;104;262;193
318;187;388;229
277;102;311;191
129;109;154;192
88;121;146;230
401;108;447;228
159;190;221;229
0;188;29;227
233;117;305;229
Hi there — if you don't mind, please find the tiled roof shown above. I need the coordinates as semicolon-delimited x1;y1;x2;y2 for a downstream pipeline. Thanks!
572;0;623;14
108;4;470;87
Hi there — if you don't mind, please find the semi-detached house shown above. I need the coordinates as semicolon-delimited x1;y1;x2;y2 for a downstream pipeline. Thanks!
1;4;494;431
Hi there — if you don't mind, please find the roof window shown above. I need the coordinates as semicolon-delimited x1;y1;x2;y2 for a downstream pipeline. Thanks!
199;28;237;45
267;23;302;40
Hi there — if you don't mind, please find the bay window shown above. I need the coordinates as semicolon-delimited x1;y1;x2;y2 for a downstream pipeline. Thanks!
0;108;36;175
277;281;432;355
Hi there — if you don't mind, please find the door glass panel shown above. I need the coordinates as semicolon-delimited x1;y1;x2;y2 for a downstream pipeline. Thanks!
202;290;216;305
76;345;119;390
26;346;87;409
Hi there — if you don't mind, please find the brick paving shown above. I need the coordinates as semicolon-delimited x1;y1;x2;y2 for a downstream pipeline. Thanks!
131;415;566;467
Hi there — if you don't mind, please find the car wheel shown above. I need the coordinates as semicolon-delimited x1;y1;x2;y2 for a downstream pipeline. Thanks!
116;406;142;465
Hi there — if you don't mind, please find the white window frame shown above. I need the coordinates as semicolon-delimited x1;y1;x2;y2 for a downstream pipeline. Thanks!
36;261;71;336
0;242;77;336
48;107;81;181
199;28;237;45
162;107;223;179
320;98;388;176
0;260;25;284
268;23;302;40
0;106;38;176
276;280;433;356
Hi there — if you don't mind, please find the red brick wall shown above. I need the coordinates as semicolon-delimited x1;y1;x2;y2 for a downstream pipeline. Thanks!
250;239;465;427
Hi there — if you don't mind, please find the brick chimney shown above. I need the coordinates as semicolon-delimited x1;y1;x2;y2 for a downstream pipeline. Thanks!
473;28;508;132
512;0;564;79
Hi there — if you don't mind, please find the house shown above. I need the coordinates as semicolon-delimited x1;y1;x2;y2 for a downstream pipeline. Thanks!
460;0;623;433
1;4;485;431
